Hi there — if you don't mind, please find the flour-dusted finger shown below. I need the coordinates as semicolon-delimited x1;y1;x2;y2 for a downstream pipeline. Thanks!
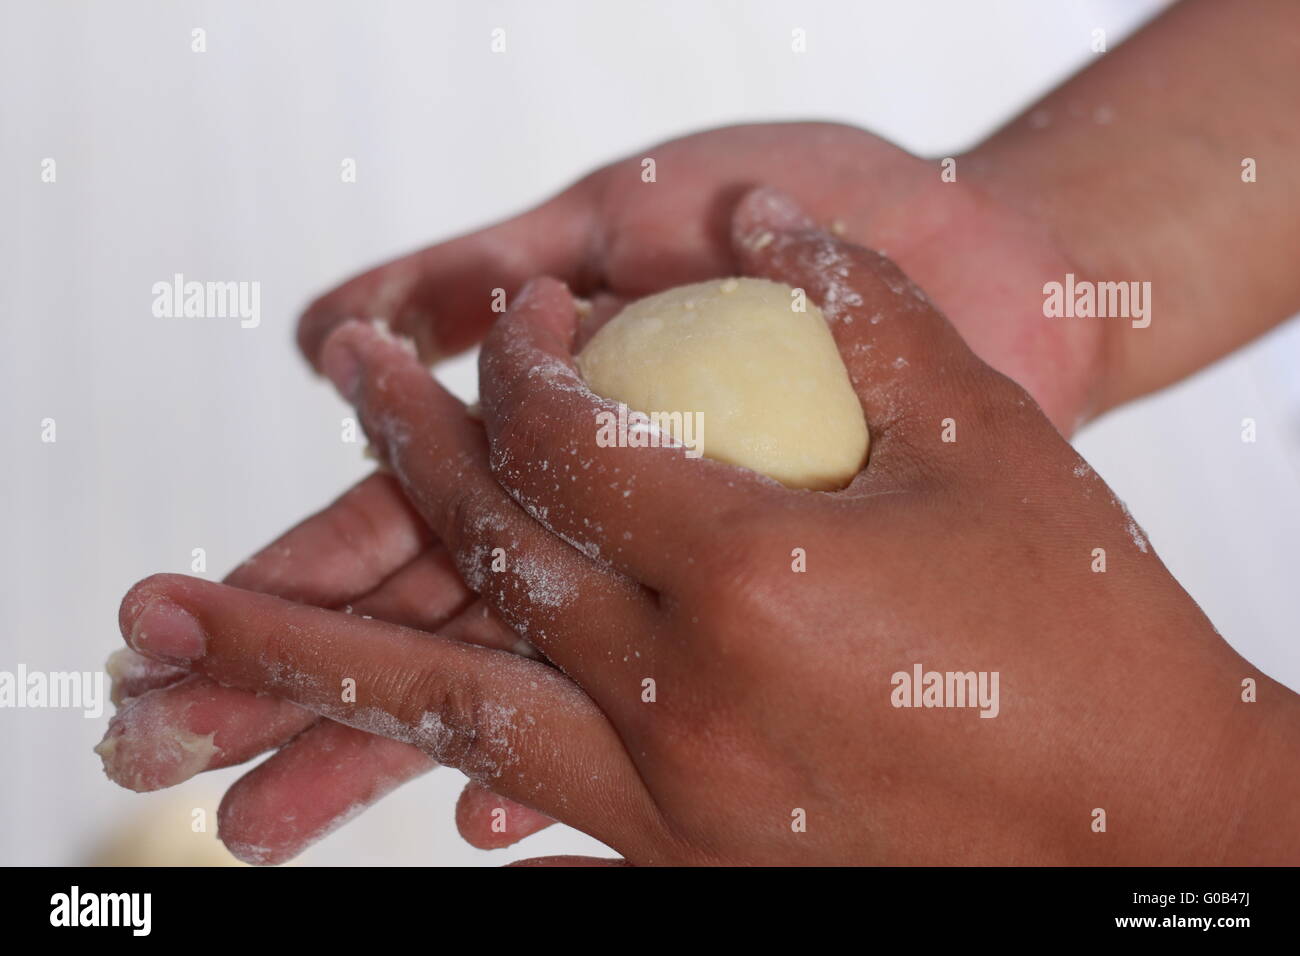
455;780;555;850
225;471;433;608
99;543;482;789
318;316;654;678
118;574;663;851
218;720;436;866
96;674;314;792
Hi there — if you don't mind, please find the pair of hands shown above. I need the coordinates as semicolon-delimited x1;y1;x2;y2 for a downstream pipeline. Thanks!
99;124;1295;864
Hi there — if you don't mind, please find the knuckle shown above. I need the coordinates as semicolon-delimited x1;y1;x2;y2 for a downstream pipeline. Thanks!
960;368;1035;435
405;669;504;779
686;523;786;653
444;487;497;586
256;621;310;694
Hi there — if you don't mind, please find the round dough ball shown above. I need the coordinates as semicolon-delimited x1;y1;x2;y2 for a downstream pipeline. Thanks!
577;277;868;490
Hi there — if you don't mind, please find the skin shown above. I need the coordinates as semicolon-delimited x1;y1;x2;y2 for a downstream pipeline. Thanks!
99;475;553;860
99;0;1300;863
967;0;1300;410
112;190;1300;865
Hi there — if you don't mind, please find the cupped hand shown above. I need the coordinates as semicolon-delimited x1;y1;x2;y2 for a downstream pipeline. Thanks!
114;188;1298;864
297;122;1104;434
149;121;1103;861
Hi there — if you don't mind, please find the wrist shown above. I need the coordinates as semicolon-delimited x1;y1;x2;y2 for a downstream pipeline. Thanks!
957;140;1134;426
960;0;1300;417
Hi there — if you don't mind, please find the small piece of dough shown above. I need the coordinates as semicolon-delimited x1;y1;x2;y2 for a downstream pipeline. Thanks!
577;277;868;490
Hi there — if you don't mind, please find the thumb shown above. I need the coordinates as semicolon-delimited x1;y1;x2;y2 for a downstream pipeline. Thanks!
731;185;989;449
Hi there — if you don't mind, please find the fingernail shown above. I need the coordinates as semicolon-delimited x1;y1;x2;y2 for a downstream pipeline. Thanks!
321;334;362;401
127;598;206;663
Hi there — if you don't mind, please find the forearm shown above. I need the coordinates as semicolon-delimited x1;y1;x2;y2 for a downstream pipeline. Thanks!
964;0;1300;416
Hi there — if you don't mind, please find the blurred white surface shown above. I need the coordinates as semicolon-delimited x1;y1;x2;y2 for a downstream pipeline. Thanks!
3;0;1296;866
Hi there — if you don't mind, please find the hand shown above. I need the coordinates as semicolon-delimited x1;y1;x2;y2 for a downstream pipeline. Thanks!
297;122;1105;434
98;122;1104;863
115;189;1300;864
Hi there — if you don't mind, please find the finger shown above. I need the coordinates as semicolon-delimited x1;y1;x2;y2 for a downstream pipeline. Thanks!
111;471;539;855
455;781;555;850
217;719;435;866
98;544;496;790
110;542;479;699
221;727;551;867
101;473;466;788
319;316;651;672
224;471;433;608
100;560;523;798
339;545;472;632
207;601;528;864
95;674;314;792
297;186;600;367
731;186;989;458
120;574;660;850
478;276;778;589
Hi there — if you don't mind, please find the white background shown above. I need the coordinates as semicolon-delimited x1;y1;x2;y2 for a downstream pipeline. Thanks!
3;0;1297;866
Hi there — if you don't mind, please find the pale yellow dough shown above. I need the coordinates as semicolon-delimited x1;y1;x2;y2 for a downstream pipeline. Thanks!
577;277;869;490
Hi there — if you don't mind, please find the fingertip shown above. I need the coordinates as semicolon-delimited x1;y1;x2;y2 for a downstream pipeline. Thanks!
321;317;426;404
219;832;289;867
508;276;579;343
295;293;336;373
216;773;296;867
296;260;418;372
731;185;818;255
95;688;220;792
455;783;553;850
118;573;197;642
320;321;365;402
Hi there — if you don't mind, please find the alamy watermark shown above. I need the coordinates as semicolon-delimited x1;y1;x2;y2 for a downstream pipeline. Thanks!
1043;273;1151;328
1;665;105;718
50;886;151;936
891;663;1000;718
151;273;260;328
595;403;705;458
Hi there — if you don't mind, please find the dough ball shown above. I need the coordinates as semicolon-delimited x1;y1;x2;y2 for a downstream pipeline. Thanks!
577;277;868;490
